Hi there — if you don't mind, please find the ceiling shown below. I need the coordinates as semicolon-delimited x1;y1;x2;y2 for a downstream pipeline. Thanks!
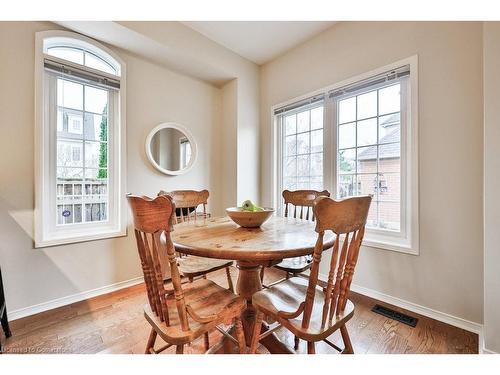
182;21;336;65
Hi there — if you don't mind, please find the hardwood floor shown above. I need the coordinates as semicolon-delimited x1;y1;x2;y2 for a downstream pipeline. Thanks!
1;267;478;354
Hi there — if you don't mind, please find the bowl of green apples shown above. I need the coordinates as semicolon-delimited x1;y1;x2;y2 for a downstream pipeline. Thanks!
226;200;274;228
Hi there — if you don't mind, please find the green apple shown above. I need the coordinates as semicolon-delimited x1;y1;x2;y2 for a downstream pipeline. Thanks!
242;200;256;211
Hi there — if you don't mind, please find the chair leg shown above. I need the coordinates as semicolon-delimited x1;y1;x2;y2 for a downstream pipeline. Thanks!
249;311;264;354
234;317;246;354
145;328;157;354
176;344;184;354
226;267;235;293
260;267;265;283
204;332;210;351
294;336;300;350
285;272;290;280
340;325;354;354
307;341;316;354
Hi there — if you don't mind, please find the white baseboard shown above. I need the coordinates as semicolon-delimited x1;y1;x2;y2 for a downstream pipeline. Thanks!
8;276;144;321
318;273;482;336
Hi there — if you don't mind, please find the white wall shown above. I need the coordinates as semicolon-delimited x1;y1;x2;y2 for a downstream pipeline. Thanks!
483;22;500;353
260;22;484;325
0;21;223;314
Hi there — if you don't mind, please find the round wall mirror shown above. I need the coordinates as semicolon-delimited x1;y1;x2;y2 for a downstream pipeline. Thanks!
145;123;197;175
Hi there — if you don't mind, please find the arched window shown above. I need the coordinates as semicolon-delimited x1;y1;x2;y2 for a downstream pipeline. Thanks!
35;31;126;248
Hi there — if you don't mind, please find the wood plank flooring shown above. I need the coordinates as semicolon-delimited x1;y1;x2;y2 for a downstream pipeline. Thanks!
1;267;478;354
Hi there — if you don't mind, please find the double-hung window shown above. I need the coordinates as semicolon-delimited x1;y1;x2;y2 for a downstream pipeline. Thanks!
35;31;127;247
274;58;418;254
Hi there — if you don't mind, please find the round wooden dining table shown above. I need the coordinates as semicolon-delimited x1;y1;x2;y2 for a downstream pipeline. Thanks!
171;215;335;353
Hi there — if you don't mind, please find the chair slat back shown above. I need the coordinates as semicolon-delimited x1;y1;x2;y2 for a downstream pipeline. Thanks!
301;195;372;329
282;190;330;221
127;194;190;331
159;190;209;224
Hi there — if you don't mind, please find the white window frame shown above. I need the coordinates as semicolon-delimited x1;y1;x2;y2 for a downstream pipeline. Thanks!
34;30;127;248
270;56;419;255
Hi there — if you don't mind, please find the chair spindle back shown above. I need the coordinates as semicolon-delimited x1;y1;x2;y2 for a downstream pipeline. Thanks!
282;190;330;221
127;194;190;331
158;190;209;224
301;195;372;330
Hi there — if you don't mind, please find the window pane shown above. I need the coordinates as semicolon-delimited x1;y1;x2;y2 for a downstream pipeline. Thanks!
378;144;400;173
297;155;310;177
297;177;309;190
356;146;376;174
338;122;356;149
338;148;355;174
84;141;103;169
284;157;297;177
311;129;323;153
311;153;323;176
85;168;108;180
338;174;356;198
379;84;400;115
84;52;117;75
285;135;297;156
48;47;84;65
378;201;400;231
58;79;83;111
85;113;108;142
338;97;356;124
379;113;400;143
57;167;83;180
297;111;309;133
378;173;400;201
311;106;323;130
57;141;83;167
297;132;310;154
357;118;377;147
357;90;377;120
84;86;108;114
357;174;378;197
283;177;297;191
285;115;296;135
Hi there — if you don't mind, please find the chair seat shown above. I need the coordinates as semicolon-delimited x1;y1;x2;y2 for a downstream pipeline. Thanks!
274;255;313;274
252;277;354;341
144;278;245;345
178;256;233;278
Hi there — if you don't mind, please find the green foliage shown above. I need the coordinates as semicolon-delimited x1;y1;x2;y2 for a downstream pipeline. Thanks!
97;105;108;179
338;150;353;172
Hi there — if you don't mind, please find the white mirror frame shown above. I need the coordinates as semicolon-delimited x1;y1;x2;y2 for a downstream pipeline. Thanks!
145;122;197;176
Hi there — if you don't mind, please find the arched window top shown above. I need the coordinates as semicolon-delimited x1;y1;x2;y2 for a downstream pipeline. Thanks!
43;34;121;77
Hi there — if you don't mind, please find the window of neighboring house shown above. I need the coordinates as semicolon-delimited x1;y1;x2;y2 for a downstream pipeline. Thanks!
273;58;418;254
35;31;126;247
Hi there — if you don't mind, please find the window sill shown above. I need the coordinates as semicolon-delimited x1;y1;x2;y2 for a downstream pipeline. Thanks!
362;233;419;255
35;228;127;248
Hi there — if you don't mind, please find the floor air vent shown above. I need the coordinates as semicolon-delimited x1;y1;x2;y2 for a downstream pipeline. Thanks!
371;304;418;327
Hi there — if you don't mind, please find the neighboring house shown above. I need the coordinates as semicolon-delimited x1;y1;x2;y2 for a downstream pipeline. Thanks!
357;113;400;229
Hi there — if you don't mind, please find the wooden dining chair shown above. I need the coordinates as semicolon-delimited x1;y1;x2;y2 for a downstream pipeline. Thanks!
249;195;372;354
127;194;247;354
261;190;330;286
157;190;235;293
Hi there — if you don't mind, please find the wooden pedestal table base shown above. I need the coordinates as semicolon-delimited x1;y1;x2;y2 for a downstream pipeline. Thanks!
171;216;335;354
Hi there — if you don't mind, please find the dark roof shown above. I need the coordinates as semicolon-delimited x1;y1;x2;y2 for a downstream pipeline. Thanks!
357;126;400;160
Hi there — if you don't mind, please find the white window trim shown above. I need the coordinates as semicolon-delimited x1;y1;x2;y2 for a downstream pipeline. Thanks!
269;56;419;255
34;30;127;248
